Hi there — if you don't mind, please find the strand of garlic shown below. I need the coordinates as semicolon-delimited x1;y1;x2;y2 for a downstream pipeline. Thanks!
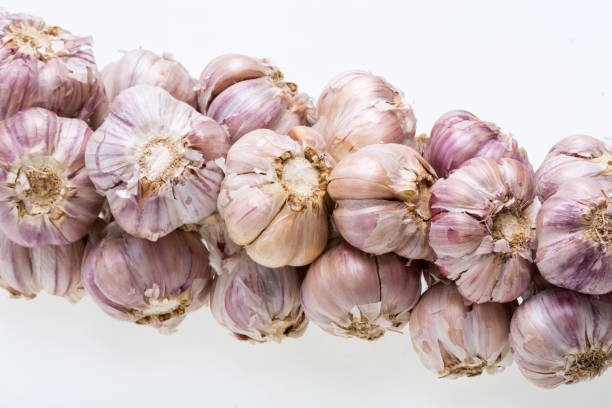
535;135;611;202
510;288;612;388
91;48;196;128
536;179;611;294
0;108;104;247
300;241;421;340
429;157;537;303
425;110;528;178
314;71;417;162
196;54;316;144
0;11;106;124
82;223;213;333
210;250;307;343
218;126;333;268
0;230;84;302
85;85;230;241
409;283;512;378
327;143;436;260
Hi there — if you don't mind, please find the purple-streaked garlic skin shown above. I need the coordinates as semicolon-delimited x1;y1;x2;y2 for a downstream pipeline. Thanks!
300;241;421;340
429;157;537;303
85;85;229;241
0;230;84;302
218;128;332;268
197;213;242;276
327;143;436;260
0;108;103;247
423;262;451;288
425;110;528;179
197;54;315;144
210;251;307;342
314;71;417;162
536;179;611;294
82;224;213;333
0;11;106;123
510;288;612;388
535;135;611;202
91;48;196;128
197;54;277;112
409;283;512;378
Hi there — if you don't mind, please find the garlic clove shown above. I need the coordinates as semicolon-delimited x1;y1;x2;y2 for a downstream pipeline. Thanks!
0;108;103;247
301;241;421;340
429;157;536;303
327;143;436;259
210;250;307;342
510;288;612;388
536;179;611;294
535;134;611;202
409;283;512;378
426;110;528;178
82;224;213;333
245;201;328;267
86;85;230;241
197;54;277;113
315;71;417;161
0;11;106;124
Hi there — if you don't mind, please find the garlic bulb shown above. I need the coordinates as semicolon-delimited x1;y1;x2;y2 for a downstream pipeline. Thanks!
197;213;241;275
0;11;105;122
510;288;612;388
300;241;421;340
535;135;611;202
91;49;196;128
429;157;537;303
536;179;611;294
314;71;417;161
210;251;307;342
218;127;332;267
409;283;512;378
0;230;84;302
0;108;103;247
425;110;528;178
85;85;230;241
327;143;436;260
82;223;213;333
197;54;315;144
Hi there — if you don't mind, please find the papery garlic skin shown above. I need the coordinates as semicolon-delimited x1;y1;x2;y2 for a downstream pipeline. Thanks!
535;135;611;202
510;288;612;388
197;54;315;144
0;108;103;247
300;242;421;340
328;143;436;259
409;283;512;378
82;224;213;333
425;110;528;178
85;85;230;241
91;49;196;128
536;179;611;294
429;157;537;303
0;11;105;122
197;213;241;275
314;71;416;162
0;230;84;302
210;251;307;342
218;128;331;268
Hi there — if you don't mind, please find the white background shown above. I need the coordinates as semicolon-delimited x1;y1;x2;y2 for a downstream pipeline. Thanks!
1;1;611;407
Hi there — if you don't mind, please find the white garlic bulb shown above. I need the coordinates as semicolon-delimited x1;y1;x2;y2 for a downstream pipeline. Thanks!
410;283;512;378
429;157;537;303
85;85;230;241
301;241;421;340
218;127;332;267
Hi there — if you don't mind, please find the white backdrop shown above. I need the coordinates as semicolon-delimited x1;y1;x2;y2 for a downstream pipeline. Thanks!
1;1;611;407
